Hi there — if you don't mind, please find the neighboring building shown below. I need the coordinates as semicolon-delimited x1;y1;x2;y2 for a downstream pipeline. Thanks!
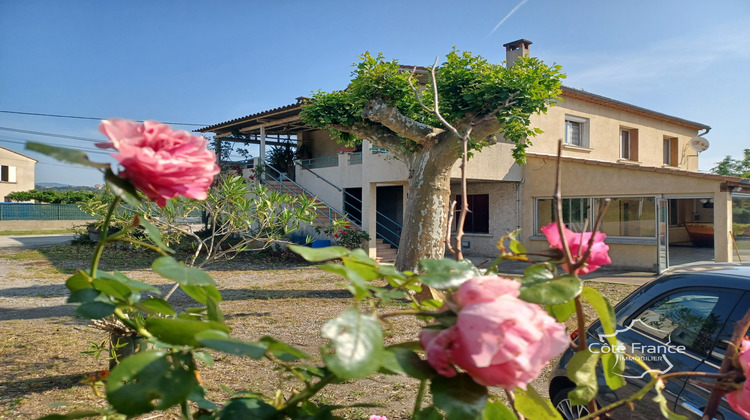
199;40;749;272
0;146;36;202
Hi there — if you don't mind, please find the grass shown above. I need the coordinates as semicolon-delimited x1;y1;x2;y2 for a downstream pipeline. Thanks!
0;229;77;236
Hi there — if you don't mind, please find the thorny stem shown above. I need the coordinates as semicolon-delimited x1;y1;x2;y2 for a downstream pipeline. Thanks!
90;196;122;279
412;379;427;419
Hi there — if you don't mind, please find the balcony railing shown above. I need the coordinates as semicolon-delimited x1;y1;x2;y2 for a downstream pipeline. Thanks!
298;155;339;169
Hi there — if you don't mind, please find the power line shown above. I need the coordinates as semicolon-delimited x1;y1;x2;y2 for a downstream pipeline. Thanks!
0;126;103;143
0;110;209;127
0;137;114;156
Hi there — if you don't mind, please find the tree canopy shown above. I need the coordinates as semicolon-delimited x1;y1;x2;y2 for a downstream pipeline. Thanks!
711;148;750;178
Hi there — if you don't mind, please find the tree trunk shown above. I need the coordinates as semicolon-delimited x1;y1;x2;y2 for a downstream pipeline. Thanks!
395;143;458;273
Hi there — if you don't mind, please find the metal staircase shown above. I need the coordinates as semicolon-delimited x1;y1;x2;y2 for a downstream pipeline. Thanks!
261;163;401;262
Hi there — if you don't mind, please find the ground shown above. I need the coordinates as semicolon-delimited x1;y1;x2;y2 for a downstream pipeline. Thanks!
0;244;639;419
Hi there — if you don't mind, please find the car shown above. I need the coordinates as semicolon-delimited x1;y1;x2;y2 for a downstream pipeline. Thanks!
548;264;750;420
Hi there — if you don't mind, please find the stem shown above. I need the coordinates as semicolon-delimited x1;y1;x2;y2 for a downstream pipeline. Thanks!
412;379;426;419
378;310;442;320
279;373;336;414
179;400;190;420
574;296;587;351
90;197;122;278
505;389;525;420
113;308;152;338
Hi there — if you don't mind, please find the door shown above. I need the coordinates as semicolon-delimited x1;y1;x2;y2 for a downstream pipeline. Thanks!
657;198;669;273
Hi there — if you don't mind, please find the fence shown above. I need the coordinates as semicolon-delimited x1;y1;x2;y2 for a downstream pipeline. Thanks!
0;203;95;221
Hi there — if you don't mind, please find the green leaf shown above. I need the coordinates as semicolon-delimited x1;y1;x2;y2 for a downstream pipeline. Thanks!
104;169;142;208
181;284;223;305
68;288;102;304
321;307;383;379
580;286;617;348
98;271;159;293
601;346;626;390
566;349;601;406
145;318;230;347
259;336;313;361
152;256;215;286
415;406;443;420
26;142;110;169
75;302;116;319
219;397;278;420
483;400;517;420
431;373;488;420
140;217;174;253
136;298;176;316
653;379;688;420
547;299;577;322
107;351;198;416
206;294;223;322
514;386;562;420
196;330;268;359
379;347;436;379
289;244;350;262
65;270;93;292
92;277;133;301
418;258;480;290
518;264;582;305
319;263;368;300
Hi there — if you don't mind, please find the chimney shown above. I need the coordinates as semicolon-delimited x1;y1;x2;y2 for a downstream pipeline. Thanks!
503;39;532;68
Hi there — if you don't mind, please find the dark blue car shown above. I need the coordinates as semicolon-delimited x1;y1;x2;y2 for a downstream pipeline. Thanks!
548;264;750;419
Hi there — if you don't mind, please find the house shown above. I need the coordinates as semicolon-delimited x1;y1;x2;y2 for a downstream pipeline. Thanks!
199;40;749;272
0;146;36;202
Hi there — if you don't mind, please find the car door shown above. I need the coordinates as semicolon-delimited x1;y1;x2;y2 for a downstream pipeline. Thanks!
597;288;741;419
674;292;750;420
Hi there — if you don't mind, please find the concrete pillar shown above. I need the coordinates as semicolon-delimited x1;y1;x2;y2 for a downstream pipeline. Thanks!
714;191;733;262
362;182;378;258
259;126;266;166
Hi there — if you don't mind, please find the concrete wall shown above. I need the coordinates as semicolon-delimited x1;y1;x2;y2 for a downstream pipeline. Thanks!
449;181;518;257
0;147;36;202
529;96;702;171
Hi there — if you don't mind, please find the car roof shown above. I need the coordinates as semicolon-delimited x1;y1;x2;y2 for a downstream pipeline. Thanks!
649;263;750;291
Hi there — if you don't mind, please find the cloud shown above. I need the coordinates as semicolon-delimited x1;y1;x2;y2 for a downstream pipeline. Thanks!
488;0;529;36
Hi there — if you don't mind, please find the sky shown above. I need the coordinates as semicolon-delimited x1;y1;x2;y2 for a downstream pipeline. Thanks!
1;0;748;187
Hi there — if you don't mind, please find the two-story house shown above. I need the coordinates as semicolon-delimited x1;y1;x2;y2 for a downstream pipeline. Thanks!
199;40;748;272
0;146;36;202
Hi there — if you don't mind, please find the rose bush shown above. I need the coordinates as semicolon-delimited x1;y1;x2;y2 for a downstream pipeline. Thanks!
97;118;220;207
420;275;569;390
541;222;611;274
727;337;750;418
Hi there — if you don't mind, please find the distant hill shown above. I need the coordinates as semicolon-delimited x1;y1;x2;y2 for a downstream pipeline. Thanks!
35;183;103;192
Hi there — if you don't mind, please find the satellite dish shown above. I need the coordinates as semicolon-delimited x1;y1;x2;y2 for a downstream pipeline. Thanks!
689;136;710;152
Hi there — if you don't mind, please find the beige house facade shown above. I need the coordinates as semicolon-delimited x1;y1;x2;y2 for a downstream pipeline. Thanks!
200;41;748;272
0;146;36;202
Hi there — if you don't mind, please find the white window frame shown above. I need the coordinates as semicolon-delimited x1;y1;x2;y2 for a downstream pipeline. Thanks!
0;165;16;183
565;115;589;147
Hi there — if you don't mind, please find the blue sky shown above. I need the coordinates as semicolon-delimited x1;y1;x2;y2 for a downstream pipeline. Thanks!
1;0;748;186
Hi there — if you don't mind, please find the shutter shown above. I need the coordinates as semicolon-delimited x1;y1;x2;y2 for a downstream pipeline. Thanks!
8;166;16;183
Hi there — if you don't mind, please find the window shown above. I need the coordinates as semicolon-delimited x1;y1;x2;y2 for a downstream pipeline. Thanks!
456;194;489;233
620;128;638;160
0;165;16;183
536;198;590;233
711;294;750;362
630;289;737;357
595;197;656;237
663;137;678;166
565;115;589;147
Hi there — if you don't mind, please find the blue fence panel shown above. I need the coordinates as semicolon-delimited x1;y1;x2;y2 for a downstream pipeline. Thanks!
0;203;96;221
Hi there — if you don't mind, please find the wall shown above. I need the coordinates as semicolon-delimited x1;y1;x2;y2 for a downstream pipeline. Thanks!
0;148;36;202
529;96;702;171
448;181;518;257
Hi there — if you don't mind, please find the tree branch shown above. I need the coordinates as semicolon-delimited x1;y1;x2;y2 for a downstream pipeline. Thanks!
361;98;443;147
327;121;406;158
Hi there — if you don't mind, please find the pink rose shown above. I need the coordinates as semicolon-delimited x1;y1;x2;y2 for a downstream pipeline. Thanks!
369;416;388;420
728;337;750;418
541;222;611;274
420;276;569;389
97;119;220;207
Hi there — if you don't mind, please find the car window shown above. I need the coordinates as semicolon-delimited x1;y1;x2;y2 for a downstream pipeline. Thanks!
710;293;750;363
629;289;739;357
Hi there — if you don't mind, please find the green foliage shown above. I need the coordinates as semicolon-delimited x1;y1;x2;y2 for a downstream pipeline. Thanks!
315;218;371;250
5;188;106;204
300;49;564;162
711;148;750;177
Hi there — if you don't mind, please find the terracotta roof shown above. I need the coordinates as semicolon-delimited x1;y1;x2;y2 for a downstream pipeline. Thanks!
561;87;710;131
